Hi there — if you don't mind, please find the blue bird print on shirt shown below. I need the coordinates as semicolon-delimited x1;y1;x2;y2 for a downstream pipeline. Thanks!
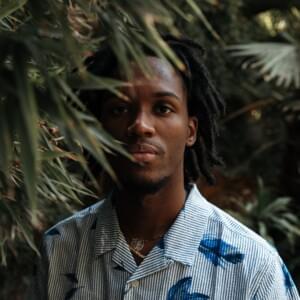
157;237;165;249
114;265;126;271
282;263;295;293
199;235;244;268
64;273;78;284
167;277;209;300
90;218;97;230
46;228;60;236
64;287;82;300
63;273;83;299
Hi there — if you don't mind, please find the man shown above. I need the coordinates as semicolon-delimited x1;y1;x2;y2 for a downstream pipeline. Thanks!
33;36;299;299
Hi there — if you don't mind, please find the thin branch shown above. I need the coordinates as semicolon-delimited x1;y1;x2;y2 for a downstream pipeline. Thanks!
222;98;277;124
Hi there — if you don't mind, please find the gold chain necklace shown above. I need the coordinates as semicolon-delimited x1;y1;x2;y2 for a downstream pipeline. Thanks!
128;244;146;259
127;234;164;259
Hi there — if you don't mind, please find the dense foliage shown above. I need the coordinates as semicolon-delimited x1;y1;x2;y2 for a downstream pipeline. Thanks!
0;0;299;297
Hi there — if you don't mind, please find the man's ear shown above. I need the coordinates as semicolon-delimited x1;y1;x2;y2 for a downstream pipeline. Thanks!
186;116;198;147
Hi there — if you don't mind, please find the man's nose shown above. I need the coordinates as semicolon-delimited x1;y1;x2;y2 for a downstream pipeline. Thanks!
127;110;155;138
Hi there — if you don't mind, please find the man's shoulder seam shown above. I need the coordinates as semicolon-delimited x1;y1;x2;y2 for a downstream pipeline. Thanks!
45;198;106;234
205;204;276;256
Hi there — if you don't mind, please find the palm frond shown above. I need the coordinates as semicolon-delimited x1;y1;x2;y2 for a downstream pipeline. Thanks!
0;0;27;21
227;178;300;248
0;0;208;265
228;42;300;88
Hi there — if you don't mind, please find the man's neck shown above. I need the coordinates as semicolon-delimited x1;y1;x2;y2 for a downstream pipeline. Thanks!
114;178;187;240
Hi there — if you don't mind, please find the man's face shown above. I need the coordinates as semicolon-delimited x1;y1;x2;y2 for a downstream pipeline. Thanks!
99;57;198;192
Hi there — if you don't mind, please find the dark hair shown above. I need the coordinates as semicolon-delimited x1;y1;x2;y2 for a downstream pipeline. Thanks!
80;35;225;185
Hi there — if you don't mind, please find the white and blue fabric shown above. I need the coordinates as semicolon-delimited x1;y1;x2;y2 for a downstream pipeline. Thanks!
32;184;300;299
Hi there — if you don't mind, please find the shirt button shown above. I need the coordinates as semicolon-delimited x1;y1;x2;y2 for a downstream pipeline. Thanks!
131;280;139;288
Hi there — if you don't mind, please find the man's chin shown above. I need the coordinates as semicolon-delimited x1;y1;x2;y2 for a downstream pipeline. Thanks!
119;175;168;194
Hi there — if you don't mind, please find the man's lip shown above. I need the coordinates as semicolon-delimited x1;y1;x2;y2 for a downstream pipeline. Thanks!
126;143;160;155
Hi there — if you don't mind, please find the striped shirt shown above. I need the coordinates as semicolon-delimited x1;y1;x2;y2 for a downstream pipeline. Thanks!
32;184;300;299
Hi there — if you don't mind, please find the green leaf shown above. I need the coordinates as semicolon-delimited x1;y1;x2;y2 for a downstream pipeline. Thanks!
13;48;40;219
0;0;28;21
263;197;291;215
228;42;300;88
39;150;73;161
0;102;12;174
186;0;224;45
272;218;300;236
0;200;39;255
258;221;269;240
68;73;127;97
144;24;185;72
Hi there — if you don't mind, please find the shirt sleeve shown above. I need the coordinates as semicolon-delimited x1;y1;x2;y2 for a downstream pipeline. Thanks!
252;253;300;300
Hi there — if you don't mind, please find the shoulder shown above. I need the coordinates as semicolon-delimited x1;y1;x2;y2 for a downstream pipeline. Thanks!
194;188;300;298
194;188;275;256
204;197;279;269
193;186;280;272
43;197;107;244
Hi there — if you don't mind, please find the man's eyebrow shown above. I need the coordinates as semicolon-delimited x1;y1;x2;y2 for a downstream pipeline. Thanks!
152;91;181;100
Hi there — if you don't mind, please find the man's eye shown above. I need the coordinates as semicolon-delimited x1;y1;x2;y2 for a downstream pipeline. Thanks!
110;106;129;116
155;105;173;115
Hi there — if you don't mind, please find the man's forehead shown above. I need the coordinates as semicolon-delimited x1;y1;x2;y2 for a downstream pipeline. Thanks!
119;56;180;82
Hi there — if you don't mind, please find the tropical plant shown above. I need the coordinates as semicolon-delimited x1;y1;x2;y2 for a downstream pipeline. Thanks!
0;1;226;297
228;41;300;88
2;0;300;297
228;6;300;89
228;178;300;248
0;0;218;266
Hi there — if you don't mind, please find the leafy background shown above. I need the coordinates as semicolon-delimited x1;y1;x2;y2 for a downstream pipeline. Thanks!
0;0;300;298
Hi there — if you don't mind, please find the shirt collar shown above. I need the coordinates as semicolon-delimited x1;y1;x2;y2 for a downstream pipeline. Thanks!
162;184;211;265
94;194;120;257
94;184;211;266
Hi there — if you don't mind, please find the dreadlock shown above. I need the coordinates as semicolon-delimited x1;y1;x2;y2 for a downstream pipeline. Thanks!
80;35;225;185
